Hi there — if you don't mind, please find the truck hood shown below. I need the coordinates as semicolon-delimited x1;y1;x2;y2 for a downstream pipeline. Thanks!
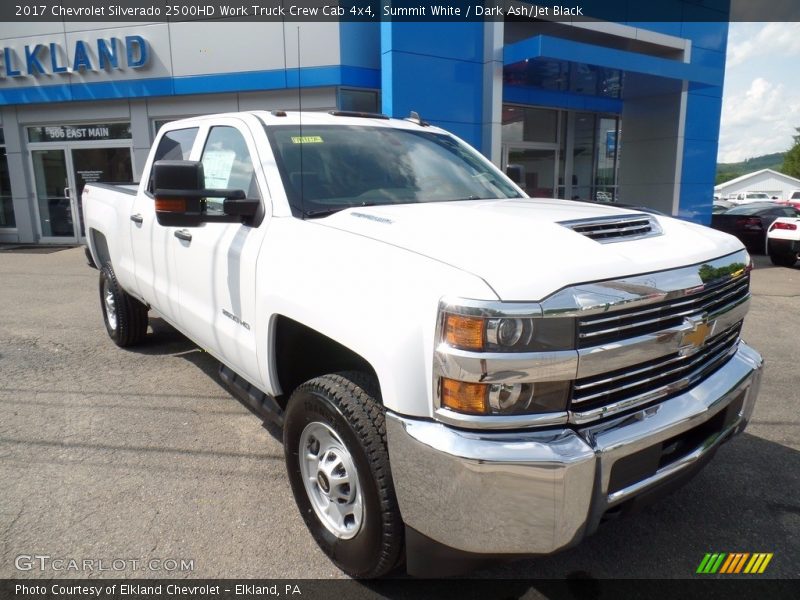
316;199;744;301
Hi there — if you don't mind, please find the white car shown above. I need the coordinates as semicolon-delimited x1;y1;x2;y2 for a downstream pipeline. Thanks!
728;192;773;206
767;216;800;266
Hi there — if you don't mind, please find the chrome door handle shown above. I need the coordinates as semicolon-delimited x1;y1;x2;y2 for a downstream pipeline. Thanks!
63;187;71;199
130;214;143;224
174;229;192;242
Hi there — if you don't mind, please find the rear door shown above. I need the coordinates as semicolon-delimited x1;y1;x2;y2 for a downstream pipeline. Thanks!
171;116;270;384
130;126;201;325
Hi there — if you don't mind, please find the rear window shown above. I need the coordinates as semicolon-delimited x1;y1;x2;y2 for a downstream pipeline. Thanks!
154;127;198;161
780;206;800;217
791;192;800;200
725;203;778;215
149;127;199;192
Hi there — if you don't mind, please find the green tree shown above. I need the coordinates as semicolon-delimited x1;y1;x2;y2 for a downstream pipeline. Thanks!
781;127;800;179
716;171;742;185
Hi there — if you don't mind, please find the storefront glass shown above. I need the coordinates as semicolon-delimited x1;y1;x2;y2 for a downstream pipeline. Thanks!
502;105;619;202
28;122;133;241
32;149;72;237
0;129;15;228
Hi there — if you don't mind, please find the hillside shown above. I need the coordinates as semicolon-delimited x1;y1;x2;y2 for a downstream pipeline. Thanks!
716;152;785;185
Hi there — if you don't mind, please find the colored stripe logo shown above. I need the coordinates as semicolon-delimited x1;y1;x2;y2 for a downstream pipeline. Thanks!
696;553;773;574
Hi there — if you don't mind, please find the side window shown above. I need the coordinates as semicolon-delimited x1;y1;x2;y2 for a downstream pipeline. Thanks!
200;126;261;215
148;127;199;192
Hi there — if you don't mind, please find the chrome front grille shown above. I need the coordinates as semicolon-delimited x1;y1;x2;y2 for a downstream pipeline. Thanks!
577;273;750;349
560;214;662;243
571;324;742;421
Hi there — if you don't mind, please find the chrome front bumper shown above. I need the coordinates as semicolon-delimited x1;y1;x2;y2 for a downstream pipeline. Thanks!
386;342;763;555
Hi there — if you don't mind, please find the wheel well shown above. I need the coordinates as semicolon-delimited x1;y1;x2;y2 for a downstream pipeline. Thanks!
272;316;380;406
90;229;111;268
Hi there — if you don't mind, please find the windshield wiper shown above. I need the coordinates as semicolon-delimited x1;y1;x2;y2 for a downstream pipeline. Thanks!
304;207;344;219
303;202;383;219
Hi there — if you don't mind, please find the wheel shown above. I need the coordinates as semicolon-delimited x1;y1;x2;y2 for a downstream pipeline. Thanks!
99;263;149;347
769;249;798;267
283;372;403;578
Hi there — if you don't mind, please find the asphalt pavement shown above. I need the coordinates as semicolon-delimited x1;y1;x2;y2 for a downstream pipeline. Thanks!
0;246;797;580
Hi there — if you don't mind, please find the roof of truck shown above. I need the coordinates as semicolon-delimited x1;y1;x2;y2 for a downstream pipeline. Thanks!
164;110;450;135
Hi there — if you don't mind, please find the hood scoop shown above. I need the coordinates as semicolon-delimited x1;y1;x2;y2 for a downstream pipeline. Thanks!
560;214;663;243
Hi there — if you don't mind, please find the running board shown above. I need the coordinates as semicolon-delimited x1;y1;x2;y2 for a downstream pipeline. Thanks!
219;364;284;428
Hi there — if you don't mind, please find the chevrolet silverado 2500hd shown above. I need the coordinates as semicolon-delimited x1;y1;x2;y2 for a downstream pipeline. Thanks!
83;111;764;578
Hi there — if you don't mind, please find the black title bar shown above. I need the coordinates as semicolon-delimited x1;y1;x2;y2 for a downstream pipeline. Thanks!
1;0;800;22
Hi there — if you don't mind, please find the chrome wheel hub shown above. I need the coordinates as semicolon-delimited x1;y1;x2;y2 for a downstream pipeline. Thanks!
299;421;363;539
103;281;117;330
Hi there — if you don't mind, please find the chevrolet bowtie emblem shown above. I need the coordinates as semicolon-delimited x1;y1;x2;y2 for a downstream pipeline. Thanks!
679;315;715;356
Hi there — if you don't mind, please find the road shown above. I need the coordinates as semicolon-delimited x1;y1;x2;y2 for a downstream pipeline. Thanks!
0;246;797;580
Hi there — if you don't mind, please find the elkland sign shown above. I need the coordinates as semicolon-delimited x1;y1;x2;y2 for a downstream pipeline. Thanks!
0;36;149;79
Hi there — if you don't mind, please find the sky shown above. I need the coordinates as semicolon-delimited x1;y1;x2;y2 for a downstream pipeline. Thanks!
717;22;800;163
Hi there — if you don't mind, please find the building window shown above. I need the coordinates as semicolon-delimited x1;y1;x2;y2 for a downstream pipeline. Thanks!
502;104;620;202
0;129;15;228
504;61;623;99
338;89;379;113
502;106;559;144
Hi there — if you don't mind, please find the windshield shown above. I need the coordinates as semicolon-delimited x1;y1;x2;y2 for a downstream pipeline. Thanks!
265;125;522;217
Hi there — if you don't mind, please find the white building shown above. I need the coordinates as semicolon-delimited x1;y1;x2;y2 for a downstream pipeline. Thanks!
714;169;800;200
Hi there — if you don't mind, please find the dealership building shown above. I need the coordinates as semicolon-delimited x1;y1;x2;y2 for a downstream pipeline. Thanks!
0;4;729;244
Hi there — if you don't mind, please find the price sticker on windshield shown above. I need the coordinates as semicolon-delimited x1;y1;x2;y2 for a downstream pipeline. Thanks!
291;136;324;144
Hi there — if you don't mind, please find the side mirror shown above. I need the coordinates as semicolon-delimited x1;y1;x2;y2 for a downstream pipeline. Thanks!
153;160;259;227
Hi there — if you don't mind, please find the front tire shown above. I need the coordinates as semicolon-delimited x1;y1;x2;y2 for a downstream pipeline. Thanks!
283;372;403;578
99;263;149;347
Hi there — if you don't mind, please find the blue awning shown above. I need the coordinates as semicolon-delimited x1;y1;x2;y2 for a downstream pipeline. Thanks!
504;35;721;86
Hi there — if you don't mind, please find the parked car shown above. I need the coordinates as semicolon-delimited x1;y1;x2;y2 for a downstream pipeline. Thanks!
83;111;763;578
767;216;800;267
710;202;800;253
728;192;773;206
782;190;800;210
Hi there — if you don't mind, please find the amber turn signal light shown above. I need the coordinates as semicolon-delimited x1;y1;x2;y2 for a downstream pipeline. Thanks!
155;197;187;212
441;378;488;415
444;314;484;350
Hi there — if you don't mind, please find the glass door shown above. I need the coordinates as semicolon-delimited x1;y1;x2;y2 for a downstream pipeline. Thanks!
504;147;558;198
30;144;133;243
31;148;76;240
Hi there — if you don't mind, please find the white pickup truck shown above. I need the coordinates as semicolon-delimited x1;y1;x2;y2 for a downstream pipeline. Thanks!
83;111;764;578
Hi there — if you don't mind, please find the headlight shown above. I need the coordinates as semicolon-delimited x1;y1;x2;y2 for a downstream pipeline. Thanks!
443;311;574;352
435;299;577;423
440;378;570;416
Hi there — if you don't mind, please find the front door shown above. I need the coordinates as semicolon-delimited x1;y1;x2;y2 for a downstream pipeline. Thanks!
31;148;76;241
172;118;269;385
30;138;133;243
